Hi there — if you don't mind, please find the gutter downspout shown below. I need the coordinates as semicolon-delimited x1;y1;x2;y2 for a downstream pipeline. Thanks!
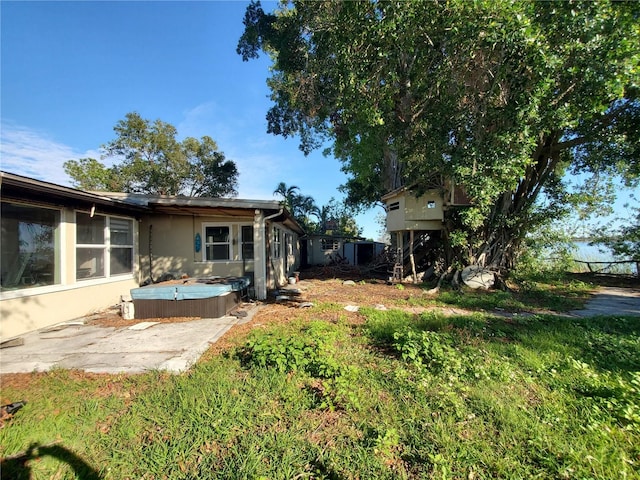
254;207;283;300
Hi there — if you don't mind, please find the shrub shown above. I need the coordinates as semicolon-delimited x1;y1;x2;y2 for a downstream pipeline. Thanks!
237;321;344;378
393;328;461;375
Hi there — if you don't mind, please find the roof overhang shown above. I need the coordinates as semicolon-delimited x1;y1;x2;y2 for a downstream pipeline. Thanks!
381;186;410;202
0;171;150;216
0;171;305;235
102;192;306;235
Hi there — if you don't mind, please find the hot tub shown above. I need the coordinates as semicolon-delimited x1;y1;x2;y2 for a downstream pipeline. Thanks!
130;277;250;319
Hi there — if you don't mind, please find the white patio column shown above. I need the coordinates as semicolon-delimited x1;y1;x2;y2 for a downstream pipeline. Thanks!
253;209;267;300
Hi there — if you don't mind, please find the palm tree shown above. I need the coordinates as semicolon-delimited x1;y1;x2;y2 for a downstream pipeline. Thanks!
296;195;321;232
273;183;322;231
273;182;300;212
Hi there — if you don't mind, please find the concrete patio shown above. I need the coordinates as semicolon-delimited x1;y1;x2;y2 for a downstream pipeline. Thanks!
0;309;257;375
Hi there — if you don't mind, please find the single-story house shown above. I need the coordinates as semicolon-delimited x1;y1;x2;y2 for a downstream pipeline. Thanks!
302;234;386;267
1;171;304;339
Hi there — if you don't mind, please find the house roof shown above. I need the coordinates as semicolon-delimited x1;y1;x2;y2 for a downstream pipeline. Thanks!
1;171;305;234
102;192;284;211
380;186;410;202
305;232;366;241
101;192;305;234
0;171;150;216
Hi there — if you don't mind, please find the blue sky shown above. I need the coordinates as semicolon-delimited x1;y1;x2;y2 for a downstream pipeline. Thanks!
0;0;385;239
1;1;636;241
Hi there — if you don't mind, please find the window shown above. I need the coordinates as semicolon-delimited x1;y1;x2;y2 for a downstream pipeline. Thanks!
272;227;281;258
321;238;339;251
241;225;254;260
110;217;134;275
76;213;105;279
76;212;134;280
1;202;60;290
427;200;436;209
285;234;293;256
389;201;400;211
204;225;230;261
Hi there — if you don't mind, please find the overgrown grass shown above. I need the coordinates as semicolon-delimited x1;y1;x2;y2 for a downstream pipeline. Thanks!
1;285;638;479
392;272;594;313
435;274;593;312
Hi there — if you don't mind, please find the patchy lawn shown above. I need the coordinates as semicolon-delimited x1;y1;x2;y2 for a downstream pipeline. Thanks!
1;268;638;479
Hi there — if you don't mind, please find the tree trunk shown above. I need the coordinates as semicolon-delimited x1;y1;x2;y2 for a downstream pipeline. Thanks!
436;133;560;276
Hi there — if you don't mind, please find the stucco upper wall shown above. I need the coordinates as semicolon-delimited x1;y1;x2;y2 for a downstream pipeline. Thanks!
138;214;257;282
385;189;444;232
1;195;141;338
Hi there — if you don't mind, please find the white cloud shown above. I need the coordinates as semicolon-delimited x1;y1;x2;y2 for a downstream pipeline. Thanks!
0;122;101;186
176;101;303;201
177;102;226;141
0;120;382;238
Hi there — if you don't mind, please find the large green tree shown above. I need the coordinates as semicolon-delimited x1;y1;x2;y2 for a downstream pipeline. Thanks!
64;112;238;197
238;0;639;274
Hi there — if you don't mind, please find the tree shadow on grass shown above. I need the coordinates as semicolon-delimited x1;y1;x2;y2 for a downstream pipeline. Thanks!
1;442;102;480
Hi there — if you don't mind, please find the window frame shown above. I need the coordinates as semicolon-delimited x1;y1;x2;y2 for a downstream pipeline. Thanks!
0;200;62;292
198;222;258;263
272;226;282;259
0;202;137;301
202;223;232;262
75;212;106;280
109;216;135;276
321;238;340;251
75;211;135;281
241;225;254;260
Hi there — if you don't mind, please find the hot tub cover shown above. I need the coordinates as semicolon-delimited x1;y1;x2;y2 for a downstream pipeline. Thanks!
175;284;233;300
196;276;251;290
130;285;177;301
131;278;246;301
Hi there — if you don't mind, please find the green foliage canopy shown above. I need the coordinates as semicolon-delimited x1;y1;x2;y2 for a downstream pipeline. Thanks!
239;0;639;271
64;112;239;197
594;204;640;263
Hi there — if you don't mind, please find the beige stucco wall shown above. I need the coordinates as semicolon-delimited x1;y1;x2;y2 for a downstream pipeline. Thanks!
1;194;303;337
0;278;138;339
1;201;140;339
386;190;444;232
268;226;300;287
137;214;259;283
137;213;301;295
305;237;344;266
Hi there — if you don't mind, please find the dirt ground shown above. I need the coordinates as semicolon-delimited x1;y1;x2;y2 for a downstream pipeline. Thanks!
201;266;443;359
1;267;637;393
0;267;432;391
85;266;427;329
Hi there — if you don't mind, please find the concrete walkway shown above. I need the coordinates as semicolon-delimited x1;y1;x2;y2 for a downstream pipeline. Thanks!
569;286;640;317
0;310;258;375
2;287;638;376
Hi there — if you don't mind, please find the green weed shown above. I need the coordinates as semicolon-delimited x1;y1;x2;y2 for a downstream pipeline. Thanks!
1;290;638;479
